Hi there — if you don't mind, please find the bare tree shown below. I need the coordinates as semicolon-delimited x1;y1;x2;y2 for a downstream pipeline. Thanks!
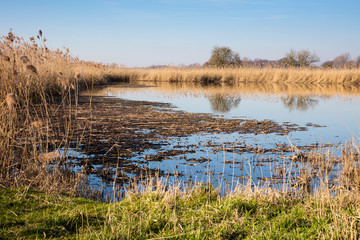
333;53;350;68
206;46;241;67
282;49;319;67
297;49;320;67
281;49;298;67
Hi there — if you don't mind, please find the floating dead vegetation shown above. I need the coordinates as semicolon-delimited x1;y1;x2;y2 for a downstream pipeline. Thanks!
144;149;196;161
32;94;333;186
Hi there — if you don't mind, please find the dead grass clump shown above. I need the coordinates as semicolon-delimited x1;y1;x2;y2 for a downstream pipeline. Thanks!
37;152;61;164
30;120;43;129
337;147;360;188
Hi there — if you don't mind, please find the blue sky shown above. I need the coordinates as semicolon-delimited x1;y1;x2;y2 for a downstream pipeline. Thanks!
1;0;359;67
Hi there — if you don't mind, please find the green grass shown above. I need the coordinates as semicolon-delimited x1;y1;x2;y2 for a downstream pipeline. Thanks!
1;187;359;239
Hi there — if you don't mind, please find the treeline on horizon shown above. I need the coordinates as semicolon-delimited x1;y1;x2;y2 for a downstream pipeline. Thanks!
147;46;360;70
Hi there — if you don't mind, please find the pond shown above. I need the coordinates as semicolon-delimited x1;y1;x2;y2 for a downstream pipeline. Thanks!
77;81;360;199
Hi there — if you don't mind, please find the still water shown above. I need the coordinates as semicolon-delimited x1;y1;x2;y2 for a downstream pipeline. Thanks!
80;82;360;197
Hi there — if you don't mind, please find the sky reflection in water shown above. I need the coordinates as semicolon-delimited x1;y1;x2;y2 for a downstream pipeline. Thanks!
104;83;360;144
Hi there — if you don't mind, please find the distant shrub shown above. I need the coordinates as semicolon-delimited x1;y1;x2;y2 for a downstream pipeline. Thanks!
282;49;320;67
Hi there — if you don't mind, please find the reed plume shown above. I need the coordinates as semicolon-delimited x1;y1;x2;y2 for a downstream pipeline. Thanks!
74;71;81;80
6;93;17;111
20;55;30;64
1;55;10;62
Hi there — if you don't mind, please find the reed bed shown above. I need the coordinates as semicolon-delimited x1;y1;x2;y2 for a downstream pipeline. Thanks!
0;30;123;193
115;67;360;85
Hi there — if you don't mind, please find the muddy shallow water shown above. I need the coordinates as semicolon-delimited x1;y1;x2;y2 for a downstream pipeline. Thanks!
64;81;360;199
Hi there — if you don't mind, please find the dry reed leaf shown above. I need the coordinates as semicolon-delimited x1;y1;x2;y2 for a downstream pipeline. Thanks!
6;93;17;111
25;64;37;74
38;152;61;164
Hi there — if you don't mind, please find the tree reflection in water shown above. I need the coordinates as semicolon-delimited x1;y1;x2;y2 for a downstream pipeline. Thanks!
208;94;241;113
281;95;319;111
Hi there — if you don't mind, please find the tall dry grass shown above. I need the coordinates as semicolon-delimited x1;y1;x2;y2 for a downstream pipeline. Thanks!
114;67;360;85
0;30;123;193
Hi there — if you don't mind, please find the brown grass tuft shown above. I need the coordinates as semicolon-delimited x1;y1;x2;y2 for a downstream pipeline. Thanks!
31;120;43;129
37;152;61;165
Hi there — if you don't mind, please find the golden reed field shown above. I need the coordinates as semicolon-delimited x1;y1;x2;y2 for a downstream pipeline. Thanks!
116;67;360;85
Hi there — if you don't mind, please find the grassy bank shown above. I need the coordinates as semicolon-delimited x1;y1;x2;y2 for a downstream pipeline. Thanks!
1;185;360;239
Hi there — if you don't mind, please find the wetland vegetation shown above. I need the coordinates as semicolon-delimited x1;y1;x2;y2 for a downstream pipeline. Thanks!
1;31;360;239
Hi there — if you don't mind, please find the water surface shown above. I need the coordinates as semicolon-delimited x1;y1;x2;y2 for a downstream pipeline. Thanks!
80;82;360;197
